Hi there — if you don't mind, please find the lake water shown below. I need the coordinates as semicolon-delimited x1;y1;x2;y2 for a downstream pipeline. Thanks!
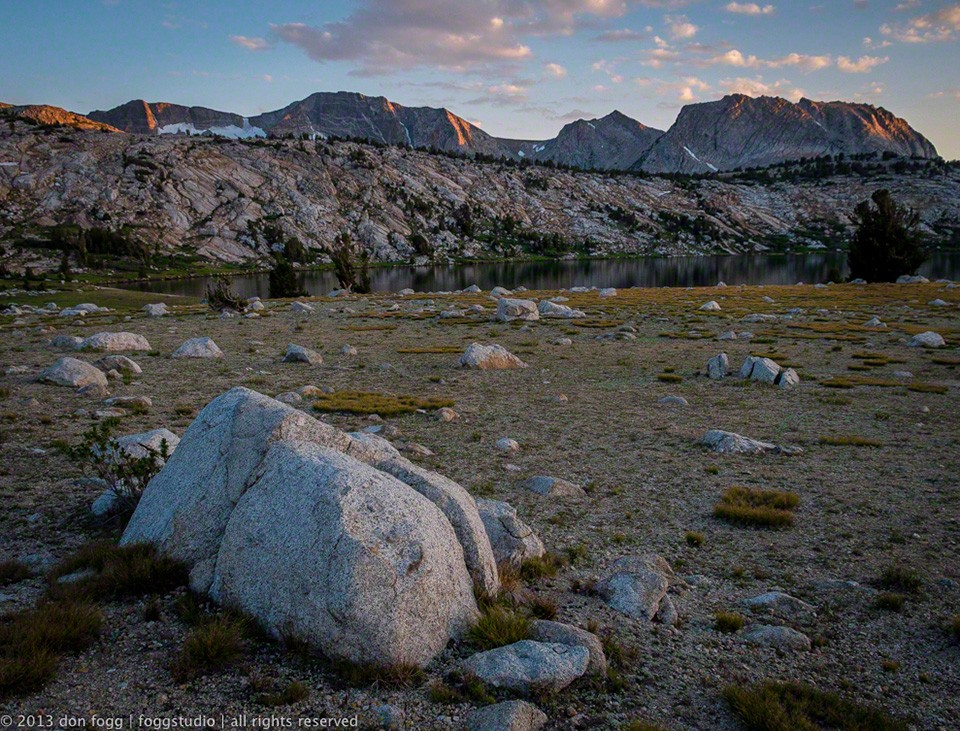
130;251;960;299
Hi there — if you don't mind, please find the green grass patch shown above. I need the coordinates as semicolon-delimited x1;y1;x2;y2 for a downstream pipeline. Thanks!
714;611;745;633
467;606;531;651
520;552;565;581
724;680;907;731
907;382;948;394
657;373;683;383
819;435;882;448
171;614;248;682
713;486;799;529
48;542;188;601
878;565;922;594
396;346;463;354
312;391;453;416
873;593;906;612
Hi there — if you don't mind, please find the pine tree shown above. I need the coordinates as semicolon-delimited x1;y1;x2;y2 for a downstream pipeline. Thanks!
268;254;307;299
848;190;926;282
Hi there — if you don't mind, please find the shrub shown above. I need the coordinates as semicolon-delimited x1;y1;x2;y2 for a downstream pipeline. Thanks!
520;552;565;581
327;231;371;295
848;189;926;283
467;606;531;650
724;680;907;731
0;560;31;587
68;420;169;522
49;542;188;601
685;531;705;547
524;594;558;620
714;611;745;633
268;254;307;299
171;615;247;682
205;276;244;312
873;593;905;612
878;564;922;594
713;486;799;528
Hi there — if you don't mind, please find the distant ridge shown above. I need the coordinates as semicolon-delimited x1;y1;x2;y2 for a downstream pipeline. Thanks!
6;90;938;173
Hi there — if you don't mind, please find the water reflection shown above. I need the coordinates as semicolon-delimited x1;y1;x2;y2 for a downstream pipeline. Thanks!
130;251;959;299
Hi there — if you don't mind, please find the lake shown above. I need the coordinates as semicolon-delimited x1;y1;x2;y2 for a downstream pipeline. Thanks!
129;251;960;299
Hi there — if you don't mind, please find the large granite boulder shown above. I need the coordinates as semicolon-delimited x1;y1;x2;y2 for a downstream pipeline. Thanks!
79;332;151;352
460;343;527;370
172;337;223;359
496;299;540;323
121;388;493;667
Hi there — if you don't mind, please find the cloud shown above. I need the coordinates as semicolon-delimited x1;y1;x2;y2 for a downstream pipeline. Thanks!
703;49;832;72
836;54;888;72
544;62;568;78
593;27;651;42
724;3;775;15
880;3;960;43
719;76;805;101
666;14;698;39
230;35;271;51
269;1;664;75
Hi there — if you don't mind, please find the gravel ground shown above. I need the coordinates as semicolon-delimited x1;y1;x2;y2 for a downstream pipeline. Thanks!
1;281;958;730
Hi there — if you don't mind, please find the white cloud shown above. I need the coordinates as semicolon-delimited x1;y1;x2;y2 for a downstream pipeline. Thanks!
666;14;698;40
880;3;960;43
703;49;832;72
544;62;567;78
230;35;271;51
719;76;804;101
836;54;888;73
724;3;775;16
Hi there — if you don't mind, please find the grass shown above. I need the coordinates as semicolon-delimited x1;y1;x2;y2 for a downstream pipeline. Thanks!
327;658;424;689
657;373;684;383
524;594;558;620
685;531;705;547
396;346;462;354
252;679;310;707
819;435;883;448
624;722;670;731
520;552;565;581
714;611;746;633
723;680;908;731
428;672;495;705
312;391;454;416
713;486;799;529
820;376;901;389
0;560;31;586
48;542;188;601
467;606;531;650
0;600;103;699
171;614;248;682
949;615;960;641
873;593;906;612
907;382;948;394
878;565;922;594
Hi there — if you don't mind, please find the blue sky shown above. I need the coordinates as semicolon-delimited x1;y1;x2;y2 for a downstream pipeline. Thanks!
2;1;959;157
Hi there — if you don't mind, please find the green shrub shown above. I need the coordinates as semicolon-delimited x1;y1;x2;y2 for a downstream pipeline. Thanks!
878;565;922;594
171;615;248;682
724;680;907;731
714;611;745;633
467;606;531;650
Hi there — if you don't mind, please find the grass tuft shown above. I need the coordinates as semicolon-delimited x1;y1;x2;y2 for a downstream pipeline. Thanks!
723;680;907;731
312;391;453;416
873;593;906;612
253;680;310;707
467;606;531;651
714;611;745;633
878;565;922;594
819;435;883;448
684;531;705;547
0;560;31;587
171;615;248;682
713;486;799;529
49;542;188;601
520;552;566;581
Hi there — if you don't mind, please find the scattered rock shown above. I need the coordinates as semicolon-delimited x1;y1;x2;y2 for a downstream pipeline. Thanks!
528;620;607;675
740;355;781;384
908;331;945;348
38;357;108;389
658;395;689;406
466;701;547;731
104;395;152;410
341;344;358;356
743;624;811;652
743;591;814;616
520;475;586;498
143;303;169;317
94;355;142;374
48;334;83;350
896;275;928;284
538;300;585;318
496;437;520;454
172;337;224;358
777;368;800;389
462;640;589;695
490;286;514;298
864;316;886;328
699;301;721;312
460;343;527;370
282;344;323;365
497;299;540;323
275;392;303;405
79;332;151;352
707;353;729;380
596;554;674;620
290;301;314;313
599;287;617;298
700;429;802;455
435;407;459;422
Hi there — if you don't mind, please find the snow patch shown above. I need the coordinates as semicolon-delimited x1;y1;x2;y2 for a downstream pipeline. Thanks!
682;146;718;172
533;144;546;153
158;117;266;139
517;150;525;157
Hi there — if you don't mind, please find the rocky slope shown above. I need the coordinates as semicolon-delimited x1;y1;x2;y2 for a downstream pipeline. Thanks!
2;104;121;133
88;100;257;138
636;95;938;174
0;120;957;265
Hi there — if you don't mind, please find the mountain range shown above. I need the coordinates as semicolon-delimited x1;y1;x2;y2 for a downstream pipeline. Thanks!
6;90;928;174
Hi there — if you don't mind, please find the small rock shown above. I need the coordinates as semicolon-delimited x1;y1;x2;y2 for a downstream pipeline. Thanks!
520;475;586;498
290;301;314;313
908;331;945;348
38;357;108;389
497;299;540;323
462;640;589;695
658;396;688;406
172;337;223;359
743;624;811;652
700;429;802;455
528;620;607;675
596;554;674;620
341;344;358;356
496;437;520;454
699;301;721;312
460;343;527;370
435;407;459;422
707;353;729;380
466;701;547;731
282;344;323;365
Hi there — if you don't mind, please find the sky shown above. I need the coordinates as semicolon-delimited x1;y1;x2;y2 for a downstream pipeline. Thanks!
2;1;959;158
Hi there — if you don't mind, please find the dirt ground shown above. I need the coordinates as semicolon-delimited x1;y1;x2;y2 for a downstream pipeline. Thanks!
1;281;959;730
